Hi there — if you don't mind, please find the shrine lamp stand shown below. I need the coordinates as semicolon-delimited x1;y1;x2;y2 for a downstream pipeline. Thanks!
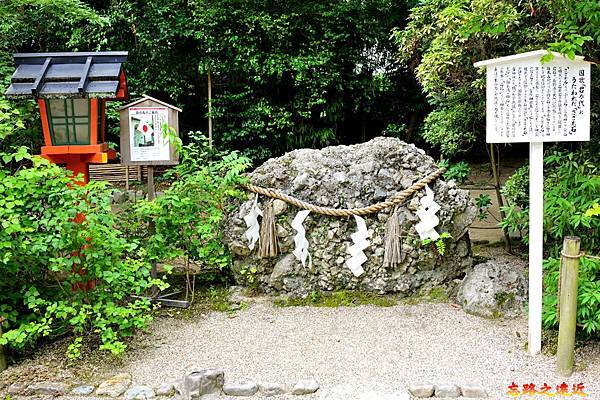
474;50;591;356
4;51;129;184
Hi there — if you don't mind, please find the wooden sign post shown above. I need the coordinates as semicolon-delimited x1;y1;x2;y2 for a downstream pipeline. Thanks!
119;95;185;307
474;50;591;355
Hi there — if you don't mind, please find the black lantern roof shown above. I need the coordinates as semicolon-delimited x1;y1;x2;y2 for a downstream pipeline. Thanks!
4;51;128;99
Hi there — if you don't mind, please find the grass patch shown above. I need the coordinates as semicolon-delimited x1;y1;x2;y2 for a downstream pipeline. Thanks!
274;290;397;308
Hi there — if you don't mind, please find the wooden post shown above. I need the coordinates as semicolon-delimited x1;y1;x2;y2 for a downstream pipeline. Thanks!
528;141;544;355
207;69;213;149
489;143;511;252
0;319;7;372
146;165;158;295
556;236;581;376
125;165;130;191
147;165;155;201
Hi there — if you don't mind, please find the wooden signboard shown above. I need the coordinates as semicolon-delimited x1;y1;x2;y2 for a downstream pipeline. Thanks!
119;95;181;166
475;50;592;356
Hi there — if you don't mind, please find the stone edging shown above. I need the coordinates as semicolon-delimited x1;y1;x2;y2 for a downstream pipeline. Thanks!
409;383;487;398
5;369;320;399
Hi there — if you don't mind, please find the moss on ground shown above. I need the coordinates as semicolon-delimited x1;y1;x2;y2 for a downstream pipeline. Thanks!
401;286;450;305
274;290;397;308
161;287;235;319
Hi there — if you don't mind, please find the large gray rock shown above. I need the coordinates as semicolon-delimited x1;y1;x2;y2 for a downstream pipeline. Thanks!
223;137;476;296
457;260;527;318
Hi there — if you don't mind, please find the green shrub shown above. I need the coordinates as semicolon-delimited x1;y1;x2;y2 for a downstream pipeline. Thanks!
130;133;251;269
501;149;600;335
0;152;163;357
440;160;471;184
543;257;600;335
501;150;600;254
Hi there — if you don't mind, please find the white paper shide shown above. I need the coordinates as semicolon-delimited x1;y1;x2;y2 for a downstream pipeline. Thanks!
291;210;312;269
346;215;370;277
415;185;440;241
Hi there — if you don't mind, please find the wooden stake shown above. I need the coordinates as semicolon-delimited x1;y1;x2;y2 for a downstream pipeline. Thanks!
147;165;155;201
207;69;213;149
528;141;544;356
556;236;581;376
147;165;157;296
125;165;130;191
0;321;7;372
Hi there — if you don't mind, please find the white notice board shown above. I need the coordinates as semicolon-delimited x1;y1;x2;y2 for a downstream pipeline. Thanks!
128;107;170;162
475;50;592;356
481;53;591;143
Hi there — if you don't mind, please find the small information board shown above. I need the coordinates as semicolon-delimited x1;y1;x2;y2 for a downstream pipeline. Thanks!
119;95;181;166
475;50;592;356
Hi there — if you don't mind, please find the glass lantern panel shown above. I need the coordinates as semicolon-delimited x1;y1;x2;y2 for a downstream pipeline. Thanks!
52;124;69;145
46;99;91;145
74;124;89;144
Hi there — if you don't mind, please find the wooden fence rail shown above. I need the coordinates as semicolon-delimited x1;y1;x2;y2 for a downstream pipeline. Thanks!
89;164;147;184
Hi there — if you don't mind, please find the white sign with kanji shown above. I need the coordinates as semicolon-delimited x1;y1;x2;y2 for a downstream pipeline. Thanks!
475;50;592;357
477;51;591;143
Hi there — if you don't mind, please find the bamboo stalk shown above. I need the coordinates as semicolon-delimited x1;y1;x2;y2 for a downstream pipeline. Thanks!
556;236;581;377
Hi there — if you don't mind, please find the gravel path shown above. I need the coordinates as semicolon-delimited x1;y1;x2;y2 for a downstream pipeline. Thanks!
119;300;599;399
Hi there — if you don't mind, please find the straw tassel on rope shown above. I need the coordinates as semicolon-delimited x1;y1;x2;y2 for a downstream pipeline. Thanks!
259;200;279;258
383;206;404;268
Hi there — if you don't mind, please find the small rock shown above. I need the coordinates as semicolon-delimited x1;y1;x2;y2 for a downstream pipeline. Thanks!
8;382;28;395
408;383;434;398
291;377;319;395
71;385;96;395
155;382;175;396
124;385;155;400
272;199;288;215
26;381;69;396
223;381;259;396
461;383;488;398
96;373;132;397
180;368;224;399
434;384;461;398
259;383;288;397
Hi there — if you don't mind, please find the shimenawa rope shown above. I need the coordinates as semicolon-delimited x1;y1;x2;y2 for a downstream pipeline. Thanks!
242;167;446;217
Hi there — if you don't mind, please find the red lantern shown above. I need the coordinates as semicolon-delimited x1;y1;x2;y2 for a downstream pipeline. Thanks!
5;51;129;184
